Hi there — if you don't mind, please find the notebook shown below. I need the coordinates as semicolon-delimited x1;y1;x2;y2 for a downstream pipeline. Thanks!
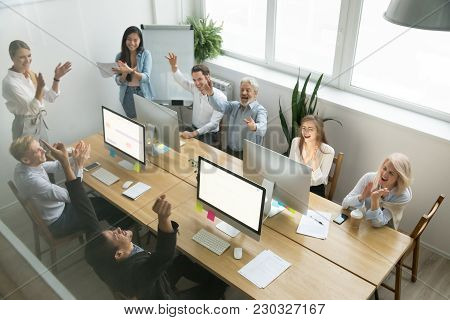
122;182;151;200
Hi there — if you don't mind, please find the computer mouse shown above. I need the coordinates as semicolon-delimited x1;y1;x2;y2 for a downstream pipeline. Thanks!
122;180;134;189
233;247;243;260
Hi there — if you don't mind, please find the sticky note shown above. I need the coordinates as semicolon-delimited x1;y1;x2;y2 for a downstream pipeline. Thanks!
109;148;116;157
133;162;141;173
207;210;215;222
287;207;296;214
195;201;203;213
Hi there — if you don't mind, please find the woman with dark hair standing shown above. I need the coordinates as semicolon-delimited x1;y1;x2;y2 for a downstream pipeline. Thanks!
113;26;154;118
2;40;71;140
289;115;335;197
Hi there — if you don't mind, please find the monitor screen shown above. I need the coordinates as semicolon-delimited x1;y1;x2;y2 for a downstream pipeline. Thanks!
102;106;146;165
243;139;311;214
197;157;266;241
134;94;181;152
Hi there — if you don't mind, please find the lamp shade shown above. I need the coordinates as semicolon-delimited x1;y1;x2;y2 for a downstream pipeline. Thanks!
384;0;450;31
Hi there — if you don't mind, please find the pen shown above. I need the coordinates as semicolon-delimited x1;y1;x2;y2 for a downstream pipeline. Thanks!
302;213;324;225
310;216;323;225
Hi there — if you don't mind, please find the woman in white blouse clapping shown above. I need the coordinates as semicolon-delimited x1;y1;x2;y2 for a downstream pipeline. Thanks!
2;40;71;141
289;115;335;197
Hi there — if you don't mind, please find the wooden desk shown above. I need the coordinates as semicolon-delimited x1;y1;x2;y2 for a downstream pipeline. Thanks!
82;134;182;225
147;138;243;188
264;194;413;286
172;137;413;288
148;197;375;300
82;133;378;299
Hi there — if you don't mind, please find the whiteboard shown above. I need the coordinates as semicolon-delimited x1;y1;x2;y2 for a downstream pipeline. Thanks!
141;24;194;103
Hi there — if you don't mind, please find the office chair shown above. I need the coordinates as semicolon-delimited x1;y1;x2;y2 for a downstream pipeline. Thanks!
326;152;344;201
8;180;84;273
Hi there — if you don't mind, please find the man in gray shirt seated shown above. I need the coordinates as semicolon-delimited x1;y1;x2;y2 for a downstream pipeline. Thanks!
10;135;132;238
201;76;268;159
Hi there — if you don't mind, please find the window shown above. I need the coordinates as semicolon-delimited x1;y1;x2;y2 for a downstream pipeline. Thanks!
205;0;267;60
274;0;341;74
203;0;450;120
352;0;450;116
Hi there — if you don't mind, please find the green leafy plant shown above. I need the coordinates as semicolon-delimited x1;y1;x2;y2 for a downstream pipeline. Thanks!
279;71;342;153
186;15;223;63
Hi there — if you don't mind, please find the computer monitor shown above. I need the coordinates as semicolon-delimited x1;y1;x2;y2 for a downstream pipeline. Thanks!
102;106;146;166
243;139;312;216
197;156;266;241
134;94;181;152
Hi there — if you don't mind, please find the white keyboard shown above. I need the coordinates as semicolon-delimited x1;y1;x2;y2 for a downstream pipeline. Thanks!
122;182;151;200
91;168;119;186
192;229;230;255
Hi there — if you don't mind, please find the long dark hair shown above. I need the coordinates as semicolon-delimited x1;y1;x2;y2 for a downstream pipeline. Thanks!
298;115;329;156
119;26;144;82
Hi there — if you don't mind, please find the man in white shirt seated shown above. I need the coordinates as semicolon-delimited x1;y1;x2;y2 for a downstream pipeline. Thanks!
166;52;225;148
9;135;132;238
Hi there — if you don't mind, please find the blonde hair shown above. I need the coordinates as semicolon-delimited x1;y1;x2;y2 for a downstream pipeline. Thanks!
9;40;30;59
10;135;34;162
375;153;412;194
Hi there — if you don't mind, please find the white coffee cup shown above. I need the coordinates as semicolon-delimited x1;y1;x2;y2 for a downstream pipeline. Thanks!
350;208;364;230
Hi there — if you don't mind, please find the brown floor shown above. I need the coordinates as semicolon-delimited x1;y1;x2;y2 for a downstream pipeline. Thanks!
1;202;448;300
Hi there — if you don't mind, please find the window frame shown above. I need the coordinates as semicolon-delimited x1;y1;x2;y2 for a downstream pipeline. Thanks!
201;0;450;122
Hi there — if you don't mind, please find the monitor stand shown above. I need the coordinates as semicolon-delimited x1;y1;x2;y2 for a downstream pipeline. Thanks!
216;221;240;238
118;159;134;171
261;179;285;219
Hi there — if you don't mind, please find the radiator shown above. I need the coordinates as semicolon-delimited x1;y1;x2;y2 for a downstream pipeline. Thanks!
211;76;233;101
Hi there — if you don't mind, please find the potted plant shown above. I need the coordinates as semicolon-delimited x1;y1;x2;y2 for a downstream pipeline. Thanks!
186;15;223;63
279;71;341;154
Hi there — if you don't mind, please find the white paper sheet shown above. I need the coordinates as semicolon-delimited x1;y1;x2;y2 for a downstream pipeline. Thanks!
96;62;118;78
238;250;291;288
296;210;331;240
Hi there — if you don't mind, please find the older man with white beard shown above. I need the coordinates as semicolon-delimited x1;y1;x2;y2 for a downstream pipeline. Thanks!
201;77;267;159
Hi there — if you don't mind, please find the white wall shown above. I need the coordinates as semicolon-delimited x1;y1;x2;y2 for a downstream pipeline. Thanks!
0;0;154;208
207;61;450;257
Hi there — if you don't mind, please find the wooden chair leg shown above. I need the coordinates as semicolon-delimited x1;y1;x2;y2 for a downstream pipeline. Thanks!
33;224;42;260
411;238;420;282
374;289;379;300
50;247;58;274
395;260;402;300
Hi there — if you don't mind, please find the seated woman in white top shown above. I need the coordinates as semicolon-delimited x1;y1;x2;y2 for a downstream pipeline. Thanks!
342;153;412;229
289;115;335;197
2;40;71;141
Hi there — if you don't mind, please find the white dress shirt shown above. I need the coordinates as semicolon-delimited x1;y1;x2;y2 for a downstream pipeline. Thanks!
289;138;335;186
172;69;224;135
2;69;59;116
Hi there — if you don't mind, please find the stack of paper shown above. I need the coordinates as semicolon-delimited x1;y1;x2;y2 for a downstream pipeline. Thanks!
296;210;331;240
238;250;291;288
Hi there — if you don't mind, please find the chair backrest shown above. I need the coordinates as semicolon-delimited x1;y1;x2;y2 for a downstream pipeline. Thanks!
410;195;445;240
7;180;55;242
326;152;344;201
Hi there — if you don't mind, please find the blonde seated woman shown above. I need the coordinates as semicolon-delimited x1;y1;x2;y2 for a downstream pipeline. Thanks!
342;153;412;229
289;115;335;197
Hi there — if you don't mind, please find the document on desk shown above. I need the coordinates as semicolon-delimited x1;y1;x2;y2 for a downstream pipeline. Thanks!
122;182;151;200
296;210;331;240
238;250;291;288
96;62;118;78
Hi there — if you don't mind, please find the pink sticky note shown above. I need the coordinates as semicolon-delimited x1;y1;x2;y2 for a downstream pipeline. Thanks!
207;210;215;222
